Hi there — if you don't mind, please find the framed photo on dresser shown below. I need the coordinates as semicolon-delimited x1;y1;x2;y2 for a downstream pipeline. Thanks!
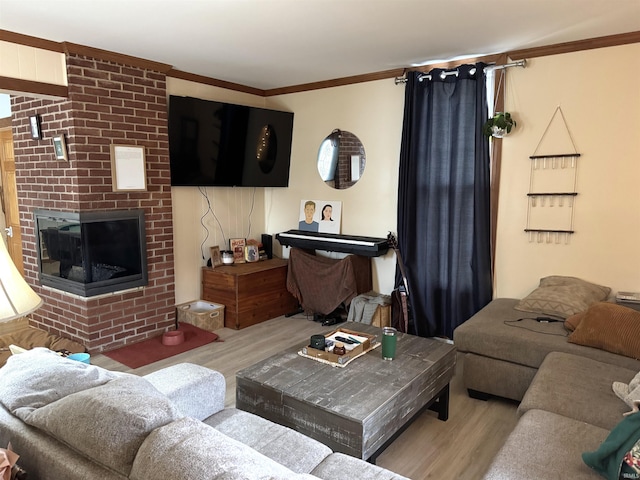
210;246;223;267
230;238;246;263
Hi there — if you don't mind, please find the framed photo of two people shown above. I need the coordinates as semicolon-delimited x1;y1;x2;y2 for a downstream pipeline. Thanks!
298;199;342;234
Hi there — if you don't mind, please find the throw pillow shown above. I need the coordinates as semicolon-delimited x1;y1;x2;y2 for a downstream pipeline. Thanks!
515;275;611;319
22;375;181;477
583;411;640;479
0;347;121;415
568;302;640;360
564;311;586;332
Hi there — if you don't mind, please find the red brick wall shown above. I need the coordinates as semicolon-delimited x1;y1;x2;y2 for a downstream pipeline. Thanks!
10;53;175;353
335;131;365;190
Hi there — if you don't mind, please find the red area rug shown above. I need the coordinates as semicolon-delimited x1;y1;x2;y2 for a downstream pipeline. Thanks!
103;322;219;369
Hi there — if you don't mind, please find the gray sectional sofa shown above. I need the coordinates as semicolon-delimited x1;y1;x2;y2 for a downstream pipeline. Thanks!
454;298;640;402
454;297;640;479
0;348;409;480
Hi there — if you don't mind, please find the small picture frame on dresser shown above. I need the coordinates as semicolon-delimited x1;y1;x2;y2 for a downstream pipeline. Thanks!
244;244;259;263
230;238;246;263
210;246;222;267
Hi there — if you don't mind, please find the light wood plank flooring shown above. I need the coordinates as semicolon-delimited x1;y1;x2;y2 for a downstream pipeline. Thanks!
87;314;519;480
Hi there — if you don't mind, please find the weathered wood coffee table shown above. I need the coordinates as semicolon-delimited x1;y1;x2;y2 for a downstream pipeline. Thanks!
235;322;456;462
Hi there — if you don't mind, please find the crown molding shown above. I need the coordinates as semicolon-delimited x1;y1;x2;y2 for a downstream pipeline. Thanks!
264;68;407;96
0;29;63;52
508;30;640;60
166;69;265;97
62;42;173;73
0;76;68;99
1;29;639;98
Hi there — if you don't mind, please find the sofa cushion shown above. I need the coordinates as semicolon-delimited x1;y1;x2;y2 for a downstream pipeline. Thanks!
311;452;411;480
204;407;332;474
483;409;607;480
0;347;121;416
582;412;640;479
144;363;225;420
453;299;640;373
515;275;610;319
518;352;636;430
568;302;640;360
21;375;181;477
0;404;126;480
130;417;319;480
0;325;86;367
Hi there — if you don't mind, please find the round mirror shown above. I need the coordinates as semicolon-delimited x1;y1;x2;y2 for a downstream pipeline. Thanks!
317;129;366;189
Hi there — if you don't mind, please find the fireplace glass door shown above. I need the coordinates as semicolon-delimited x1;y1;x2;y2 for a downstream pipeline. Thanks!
34;209;148;297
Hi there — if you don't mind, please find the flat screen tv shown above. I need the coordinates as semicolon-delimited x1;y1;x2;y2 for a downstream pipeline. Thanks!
168;95;294;187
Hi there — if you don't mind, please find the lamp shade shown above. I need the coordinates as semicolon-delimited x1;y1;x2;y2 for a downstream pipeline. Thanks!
0;238;43;321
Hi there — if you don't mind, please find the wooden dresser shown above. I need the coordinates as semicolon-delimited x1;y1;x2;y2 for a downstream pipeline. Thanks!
201;258;298;329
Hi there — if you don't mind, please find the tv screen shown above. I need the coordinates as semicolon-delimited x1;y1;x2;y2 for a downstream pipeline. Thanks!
168;95;294;187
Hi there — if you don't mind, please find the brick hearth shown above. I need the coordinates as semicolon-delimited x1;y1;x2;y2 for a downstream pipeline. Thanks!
10;52;175;353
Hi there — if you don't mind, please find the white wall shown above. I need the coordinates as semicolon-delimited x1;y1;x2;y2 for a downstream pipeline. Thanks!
265;80;406;294
167;78;269;303
495;43;640;297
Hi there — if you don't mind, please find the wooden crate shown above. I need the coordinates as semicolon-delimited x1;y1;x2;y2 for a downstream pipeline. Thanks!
201;258;298;329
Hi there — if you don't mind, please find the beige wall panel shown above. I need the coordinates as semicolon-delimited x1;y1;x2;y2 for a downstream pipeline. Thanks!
495;43;640;298
0;41;66;85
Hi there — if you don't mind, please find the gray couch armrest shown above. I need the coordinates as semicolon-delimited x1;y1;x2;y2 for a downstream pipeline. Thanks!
144;363;225;420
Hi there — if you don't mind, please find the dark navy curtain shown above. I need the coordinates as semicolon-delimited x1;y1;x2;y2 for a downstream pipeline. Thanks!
396;64;493;338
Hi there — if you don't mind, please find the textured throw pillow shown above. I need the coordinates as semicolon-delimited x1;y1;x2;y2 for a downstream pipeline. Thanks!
22;375;181;477
515;275;611;319
0;347;121;415
564;311;586;332
568;302;640;360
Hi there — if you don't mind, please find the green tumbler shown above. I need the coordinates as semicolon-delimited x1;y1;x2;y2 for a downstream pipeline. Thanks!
381;327;398;360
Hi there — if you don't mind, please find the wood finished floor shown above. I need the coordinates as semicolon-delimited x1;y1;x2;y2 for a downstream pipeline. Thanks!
88;314;519;480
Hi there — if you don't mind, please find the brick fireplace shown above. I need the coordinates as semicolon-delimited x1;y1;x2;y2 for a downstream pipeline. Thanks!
10;51;175;353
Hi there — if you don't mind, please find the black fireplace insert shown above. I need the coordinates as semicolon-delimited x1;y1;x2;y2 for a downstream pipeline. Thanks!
34;209;148;297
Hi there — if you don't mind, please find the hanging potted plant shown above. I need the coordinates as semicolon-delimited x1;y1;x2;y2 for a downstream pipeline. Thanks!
482;112;517;138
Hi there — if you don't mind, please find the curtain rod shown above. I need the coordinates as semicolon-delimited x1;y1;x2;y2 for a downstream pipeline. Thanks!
394;59;527;84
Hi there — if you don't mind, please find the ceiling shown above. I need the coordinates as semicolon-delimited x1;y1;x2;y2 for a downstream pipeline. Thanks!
1;0;640;91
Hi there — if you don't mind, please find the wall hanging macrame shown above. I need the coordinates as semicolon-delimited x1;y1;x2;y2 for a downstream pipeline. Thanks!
525;106;581;244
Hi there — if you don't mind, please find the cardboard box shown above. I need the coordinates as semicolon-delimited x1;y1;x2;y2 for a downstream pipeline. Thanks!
176;300;224;332
371;304;391;328
301;327;377;366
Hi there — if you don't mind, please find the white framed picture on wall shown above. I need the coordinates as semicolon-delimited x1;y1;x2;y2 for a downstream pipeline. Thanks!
297;200;341;234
